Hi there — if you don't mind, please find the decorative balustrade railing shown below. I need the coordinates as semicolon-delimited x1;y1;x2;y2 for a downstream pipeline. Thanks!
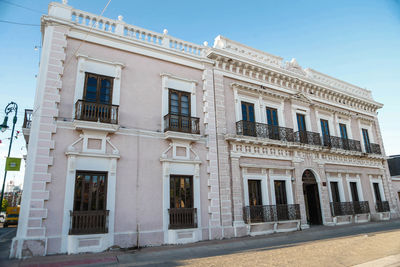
168;208;197;229
330;201;370;217
243;204;301;224
70;8;204;57
329;136;362;152
294;131;322;146
375;201;390;212
164;114;200;134
236;121;294;142
69;210;109;235
364;143;382;155
23;109;33;129
75;100;119;124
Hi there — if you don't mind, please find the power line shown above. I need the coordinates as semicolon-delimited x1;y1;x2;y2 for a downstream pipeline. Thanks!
0;0;44;15
0;19;40;26
63;0;112;71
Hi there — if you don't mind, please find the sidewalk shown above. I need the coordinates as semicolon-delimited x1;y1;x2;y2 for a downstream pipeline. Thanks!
7;219;400;267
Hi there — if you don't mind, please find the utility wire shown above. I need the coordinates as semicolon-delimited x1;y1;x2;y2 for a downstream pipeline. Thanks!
0;19;40;26
0;0;44;15
63;0;112;71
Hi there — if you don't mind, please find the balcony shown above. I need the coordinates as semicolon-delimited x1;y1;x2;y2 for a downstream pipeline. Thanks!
243;204;301;224
22;109;33;146
164;114;200;134
375;201;390;212
236;121;294;142
75;100;119;124
294;131;322;146
69;210;109;235
23;109;33;129
168;208;197;229
321;135;362;152
330;201;370;217
365;143;382;155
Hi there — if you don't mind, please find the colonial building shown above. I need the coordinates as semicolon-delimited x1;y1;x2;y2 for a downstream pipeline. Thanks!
388;155;400;207
12;1;399;258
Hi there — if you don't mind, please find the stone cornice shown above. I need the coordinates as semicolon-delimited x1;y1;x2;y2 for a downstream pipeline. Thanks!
208;49;382;115
231;82;289;100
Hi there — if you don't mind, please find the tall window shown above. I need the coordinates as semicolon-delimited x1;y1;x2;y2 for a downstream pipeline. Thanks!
84;73;113;104
330;182;340;203
266;107;279;126
241;102;255;122
241;102;256;136
339;124;348;139
169;89;190;117
170;175;193;209
296;113;306;132
274;180;287;205
74;172;107;212
362;129;371;153
248;180;262;206
350;182;359;202
373;183;382;202
266;107;279;139
320;119;330;146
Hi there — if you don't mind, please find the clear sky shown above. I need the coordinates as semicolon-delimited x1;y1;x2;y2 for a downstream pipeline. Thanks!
0;0;399;189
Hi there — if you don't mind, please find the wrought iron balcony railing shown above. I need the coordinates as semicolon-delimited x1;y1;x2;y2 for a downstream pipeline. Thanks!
364;143;382;155
69;210;109;235
330;201;370;217
329;136;362;152
164;114;200;134
75;100;119;124
236;121;294;142
375;201;390;212
168;208;197;229
23;109;33;129
294;131;322;146
243;204;301;224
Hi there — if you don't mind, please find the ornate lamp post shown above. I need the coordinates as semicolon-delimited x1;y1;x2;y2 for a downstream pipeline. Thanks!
0;102;18;211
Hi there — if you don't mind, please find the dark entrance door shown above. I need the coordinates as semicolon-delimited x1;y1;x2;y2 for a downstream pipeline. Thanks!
302;170;322;225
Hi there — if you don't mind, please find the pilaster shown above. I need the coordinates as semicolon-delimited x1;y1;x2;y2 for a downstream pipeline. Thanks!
202;66;222;239
11;23;69;258
213;70;234;238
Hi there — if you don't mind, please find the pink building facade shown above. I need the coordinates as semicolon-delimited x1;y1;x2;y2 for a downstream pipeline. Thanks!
12;1;399;258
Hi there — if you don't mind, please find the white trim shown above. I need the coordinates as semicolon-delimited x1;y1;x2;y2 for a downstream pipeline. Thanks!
73;54;124;119
161;74;197;132
292;104;312;132
359;122;374;153
236;94;261;123
327;173;346;202
60;131;119;254
162;160;202;244
346;174;364;201
316;109;335;138
242;172;269;206
336;115;353;139
369;175;386;203
269;173;294;205
262;98;285;127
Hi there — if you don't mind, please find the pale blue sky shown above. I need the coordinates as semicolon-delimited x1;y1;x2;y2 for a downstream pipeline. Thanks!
0;0;399;188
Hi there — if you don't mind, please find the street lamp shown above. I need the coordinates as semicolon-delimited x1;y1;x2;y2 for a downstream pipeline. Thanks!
0;102;18;212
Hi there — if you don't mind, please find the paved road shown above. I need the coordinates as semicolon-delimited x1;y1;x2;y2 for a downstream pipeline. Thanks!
6;219;400;266
0;225;16;265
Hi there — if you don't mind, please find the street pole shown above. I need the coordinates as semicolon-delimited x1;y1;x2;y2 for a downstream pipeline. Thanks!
0;102;18;212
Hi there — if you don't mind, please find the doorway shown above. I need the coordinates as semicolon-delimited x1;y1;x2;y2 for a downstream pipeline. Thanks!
302;170;322;225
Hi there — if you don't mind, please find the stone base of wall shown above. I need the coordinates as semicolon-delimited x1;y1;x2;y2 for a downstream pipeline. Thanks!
248;220;301;236
10;238;47;258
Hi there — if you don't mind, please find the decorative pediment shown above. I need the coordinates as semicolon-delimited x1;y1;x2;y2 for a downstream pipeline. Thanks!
291;92;313;105
285;58;306;76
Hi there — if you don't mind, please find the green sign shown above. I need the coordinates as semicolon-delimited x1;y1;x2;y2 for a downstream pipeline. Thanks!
5;157;21;171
